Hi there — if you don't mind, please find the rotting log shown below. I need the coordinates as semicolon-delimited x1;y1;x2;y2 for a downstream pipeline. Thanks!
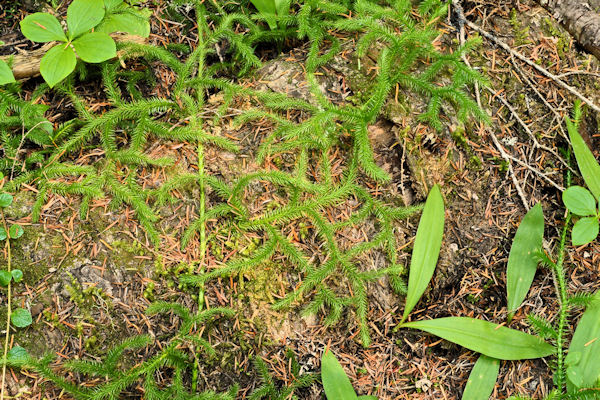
538;0;600;60
0;33;146;80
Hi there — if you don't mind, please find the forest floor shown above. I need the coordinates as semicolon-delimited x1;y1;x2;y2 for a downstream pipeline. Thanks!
1;0;600;399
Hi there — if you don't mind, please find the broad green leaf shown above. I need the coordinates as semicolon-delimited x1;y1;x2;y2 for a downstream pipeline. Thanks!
401;184;444;323
0;193;13;208
11;308;32;328
462;355;500;400
95;10;151;37
20;13;67;43
0;228;6;241
321;350;358;400
72;32;116;63
566;295;600;391
104;0;123;11
5;346;30;367
250;0;279;29
0;270;11;286
67;0;105;38
563;186;597;216
275;0;291;17
567;116;600;200
9;224;23;239
40;44;76;88
0;60;15;85
572;217;599;246
506;203;544;318
11;269;23;283
401;317;554;360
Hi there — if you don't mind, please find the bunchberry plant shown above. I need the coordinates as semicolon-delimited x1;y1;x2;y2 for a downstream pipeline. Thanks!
20;0;117;87
19;0;150;88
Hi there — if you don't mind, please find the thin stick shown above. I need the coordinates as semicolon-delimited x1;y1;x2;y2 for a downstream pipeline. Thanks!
487;129;530;209
466;20;600;115
488;88;572;173
503;152;564;191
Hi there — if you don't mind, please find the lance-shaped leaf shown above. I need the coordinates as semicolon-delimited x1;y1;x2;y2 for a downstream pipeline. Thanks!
506;203;544;320
250;0;279;29
567;116;600;200
401;184;444;323
566;295;600;391
401;317;554;360
321;350;358;400
462;355;500;400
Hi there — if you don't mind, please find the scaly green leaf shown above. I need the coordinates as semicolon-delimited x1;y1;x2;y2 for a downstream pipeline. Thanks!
506;203;544;319
20;13;67;43
566;295;600;391
572;217;599;246
67;0;105;38
401;317;554;360
563;186;597;216
567;116;600;200
40;44;76;88
72;32;116;63
401;184;444;322
0;60;15;85
462;355;500;400
321;350;358;400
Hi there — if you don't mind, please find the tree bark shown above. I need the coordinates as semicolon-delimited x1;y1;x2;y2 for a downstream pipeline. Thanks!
0;34;147;80
539;0;600;60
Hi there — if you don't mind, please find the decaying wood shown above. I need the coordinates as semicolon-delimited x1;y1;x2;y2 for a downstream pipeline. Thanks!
0;34;147;80
538;0;600;60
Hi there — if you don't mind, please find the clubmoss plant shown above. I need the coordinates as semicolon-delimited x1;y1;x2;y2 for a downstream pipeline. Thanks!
3;302;236;399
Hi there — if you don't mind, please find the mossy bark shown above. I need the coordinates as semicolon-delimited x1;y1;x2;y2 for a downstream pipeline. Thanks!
539;0;600;60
